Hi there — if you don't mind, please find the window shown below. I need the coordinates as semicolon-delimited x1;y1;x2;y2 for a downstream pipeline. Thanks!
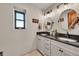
15;10;25;29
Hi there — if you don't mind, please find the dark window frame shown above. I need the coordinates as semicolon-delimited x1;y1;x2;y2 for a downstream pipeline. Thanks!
15;10;25;29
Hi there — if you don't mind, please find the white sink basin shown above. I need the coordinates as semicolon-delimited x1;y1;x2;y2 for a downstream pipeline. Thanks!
58;37;77;42
41;34;47;36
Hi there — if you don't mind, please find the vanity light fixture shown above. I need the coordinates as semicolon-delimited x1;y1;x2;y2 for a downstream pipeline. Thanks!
46;9;52;14
64;3;68;5
57;3;68;9
57;3;63;9
44;9;52;16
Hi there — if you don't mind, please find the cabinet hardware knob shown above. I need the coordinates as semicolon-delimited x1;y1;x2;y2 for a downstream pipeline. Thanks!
59;49;63;52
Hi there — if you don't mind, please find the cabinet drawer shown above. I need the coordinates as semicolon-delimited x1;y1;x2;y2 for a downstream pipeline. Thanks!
44;47;50;56
45;39;50;45
45;38;50;42
45;43;50;46
44;46;50;50
45;39;50;42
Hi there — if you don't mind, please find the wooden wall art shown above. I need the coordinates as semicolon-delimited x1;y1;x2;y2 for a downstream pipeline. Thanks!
32;18;39;23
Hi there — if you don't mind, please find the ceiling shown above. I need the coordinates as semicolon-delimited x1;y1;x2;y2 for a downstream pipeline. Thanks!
27;3;57;10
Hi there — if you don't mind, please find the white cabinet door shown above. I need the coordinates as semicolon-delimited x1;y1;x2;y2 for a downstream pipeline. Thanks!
36;35;45;54
51;42;61;56
40;37;45;54
36;36;41;51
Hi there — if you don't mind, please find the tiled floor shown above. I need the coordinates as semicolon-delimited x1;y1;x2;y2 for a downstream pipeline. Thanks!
25;50;42;56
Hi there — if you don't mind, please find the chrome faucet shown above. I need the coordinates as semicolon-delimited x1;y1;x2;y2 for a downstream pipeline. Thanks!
66;32;69;38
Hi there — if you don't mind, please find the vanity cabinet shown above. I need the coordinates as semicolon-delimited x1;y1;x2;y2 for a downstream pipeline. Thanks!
36;35;79;56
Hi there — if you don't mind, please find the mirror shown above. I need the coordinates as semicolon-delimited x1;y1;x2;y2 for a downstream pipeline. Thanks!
44;18;54;31
58;9;79;31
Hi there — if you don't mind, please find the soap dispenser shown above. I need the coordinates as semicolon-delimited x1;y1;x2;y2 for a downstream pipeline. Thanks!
55;29;58;39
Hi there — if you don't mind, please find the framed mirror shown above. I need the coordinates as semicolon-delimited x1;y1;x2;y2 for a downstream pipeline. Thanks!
44;18;54;31
58;9;78;31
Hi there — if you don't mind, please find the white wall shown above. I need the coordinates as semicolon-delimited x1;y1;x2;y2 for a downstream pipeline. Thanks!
0;3;43;56
44;3;79;35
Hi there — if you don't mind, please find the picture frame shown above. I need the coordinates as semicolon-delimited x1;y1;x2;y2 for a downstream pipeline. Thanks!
32;18;39;23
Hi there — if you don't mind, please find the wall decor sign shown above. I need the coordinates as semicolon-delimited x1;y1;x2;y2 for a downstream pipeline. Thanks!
32;18;39;23
38;23;42;30
58;18;64;22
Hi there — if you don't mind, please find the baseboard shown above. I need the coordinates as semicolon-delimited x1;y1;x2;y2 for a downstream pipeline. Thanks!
36;49;45;56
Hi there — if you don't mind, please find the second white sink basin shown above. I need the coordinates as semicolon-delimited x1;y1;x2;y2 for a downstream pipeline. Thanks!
58;37;77;42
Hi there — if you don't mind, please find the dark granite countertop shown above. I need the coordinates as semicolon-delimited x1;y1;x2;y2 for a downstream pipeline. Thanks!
37;33;79;48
